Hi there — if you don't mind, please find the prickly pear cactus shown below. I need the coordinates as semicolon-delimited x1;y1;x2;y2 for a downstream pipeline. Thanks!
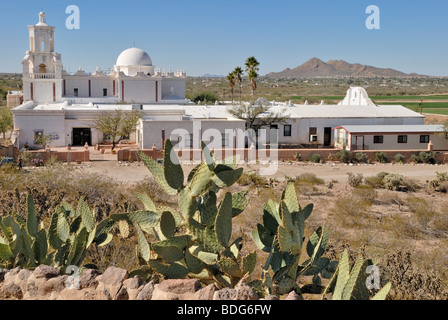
0;195;114;271
322;249;392;300
116;139;255;288
252;182;336;296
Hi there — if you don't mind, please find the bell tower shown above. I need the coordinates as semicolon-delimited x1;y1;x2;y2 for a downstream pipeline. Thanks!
22;12;63;103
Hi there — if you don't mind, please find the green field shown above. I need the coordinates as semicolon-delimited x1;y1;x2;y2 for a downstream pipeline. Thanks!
288;95;448;115
371;95;448;100
379;102;448;115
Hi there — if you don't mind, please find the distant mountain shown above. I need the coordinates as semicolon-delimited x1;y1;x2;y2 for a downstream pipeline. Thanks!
201;74;224;78
266;58;428;78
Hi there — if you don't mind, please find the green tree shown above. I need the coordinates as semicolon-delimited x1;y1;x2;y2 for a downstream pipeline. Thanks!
34;133;52;149
245;56;260;96
227;101;289;130
191;92;219;105
93;109;142;151
0;107;14;141
233;67;244;106
226;72;236;105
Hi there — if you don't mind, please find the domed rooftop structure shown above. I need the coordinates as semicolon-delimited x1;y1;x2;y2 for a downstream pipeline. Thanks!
116;47;153;66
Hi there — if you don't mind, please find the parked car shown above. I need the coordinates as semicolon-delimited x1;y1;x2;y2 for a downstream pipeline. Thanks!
0;157;15;166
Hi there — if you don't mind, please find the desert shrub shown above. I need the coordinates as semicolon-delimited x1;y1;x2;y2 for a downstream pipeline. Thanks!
364;175;385;189
293;153;302;161
393;153;405;164
0;163;18;174
327;153;337;161
383;173;404;191
237;171;268;187
83;234;140;273
332;195;372;228
352;185;378;204
17;151;34;166
335;149;352;163
309;153;322;163
431;207;448;235
294;172;324;185
401;177;420;192
405;196;437;228
293;173;324;198
426;172;448;193
375;151;388;163
0;165;139;219
409;154;421;164
419;151;437;164
353;152;368;163
379;250;448;300
376;171;390;180
347;172;363;188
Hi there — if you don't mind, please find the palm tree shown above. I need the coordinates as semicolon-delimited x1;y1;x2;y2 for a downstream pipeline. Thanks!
245;56;260;96
233;67;243;105
247;69;258;96
226;72;236;105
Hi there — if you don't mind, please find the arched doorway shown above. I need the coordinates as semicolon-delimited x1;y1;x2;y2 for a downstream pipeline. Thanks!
39;64;47;73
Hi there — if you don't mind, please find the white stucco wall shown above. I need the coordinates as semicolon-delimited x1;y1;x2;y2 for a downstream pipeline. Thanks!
138;119;246;150
123;79;157;103
161;78;186;99
14;111;66;148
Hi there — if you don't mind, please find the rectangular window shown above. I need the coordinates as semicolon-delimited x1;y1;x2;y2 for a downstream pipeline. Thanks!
420;135;430;143
185;134;193;148
34;130;44;143
284;125;292;137
373;135;383;144
309;127;317;135
398;135;408;143
103;88;108;97
74;88;78;97
222;133;229;147
170;134;180;146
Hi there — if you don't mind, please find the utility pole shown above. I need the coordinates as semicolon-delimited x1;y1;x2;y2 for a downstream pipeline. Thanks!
420;98;423;114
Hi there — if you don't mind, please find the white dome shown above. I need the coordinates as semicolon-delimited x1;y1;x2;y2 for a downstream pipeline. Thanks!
116;47;153;66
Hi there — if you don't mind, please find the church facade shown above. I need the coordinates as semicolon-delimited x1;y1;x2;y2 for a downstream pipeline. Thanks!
21;12;186;105
12;12;245;149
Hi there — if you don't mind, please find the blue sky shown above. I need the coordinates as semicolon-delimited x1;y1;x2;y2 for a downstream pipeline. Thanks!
1;0;447;76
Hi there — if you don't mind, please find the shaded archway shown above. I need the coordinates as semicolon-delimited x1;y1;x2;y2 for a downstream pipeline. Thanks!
39;63;47;73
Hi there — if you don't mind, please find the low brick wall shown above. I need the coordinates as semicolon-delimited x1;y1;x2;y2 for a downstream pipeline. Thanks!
22;150;90;163
117;148;338;162
0;145;18;158
117;147;448;164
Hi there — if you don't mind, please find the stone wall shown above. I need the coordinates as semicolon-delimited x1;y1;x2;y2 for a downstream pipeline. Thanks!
0;265;301;300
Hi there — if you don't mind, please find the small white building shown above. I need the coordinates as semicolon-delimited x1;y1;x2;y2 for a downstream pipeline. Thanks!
334;124;447;151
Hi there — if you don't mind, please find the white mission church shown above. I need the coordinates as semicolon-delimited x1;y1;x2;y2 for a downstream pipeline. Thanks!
12;12;444;152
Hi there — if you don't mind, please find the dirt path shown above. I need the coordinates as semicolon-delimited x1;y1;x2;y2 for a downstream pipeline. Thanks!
77;160;448;184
